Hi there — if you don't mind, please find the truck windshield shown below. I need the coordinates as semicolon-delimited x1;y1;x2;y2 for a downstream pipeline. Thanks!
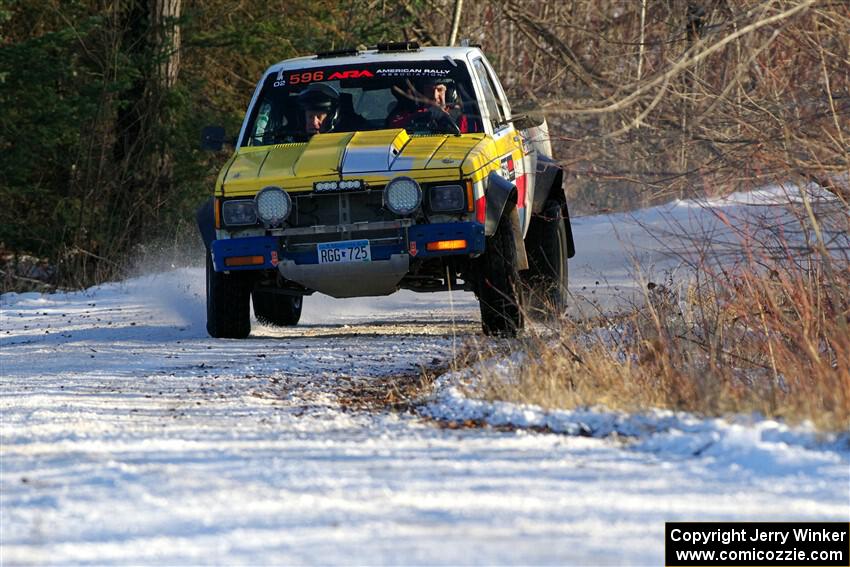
242;60;483;146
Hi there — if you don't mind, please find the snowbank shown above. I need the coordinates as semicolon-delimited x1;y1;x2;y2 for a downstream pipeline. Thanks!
421;366;849;474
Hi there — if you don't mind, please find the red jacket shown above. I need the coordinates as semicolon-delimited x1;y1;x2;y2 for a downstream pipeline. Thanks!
387;106;479;133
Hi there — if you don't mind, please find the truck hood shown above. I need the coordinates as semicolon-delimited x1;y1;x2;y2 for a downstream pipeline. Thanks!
221;129;493;195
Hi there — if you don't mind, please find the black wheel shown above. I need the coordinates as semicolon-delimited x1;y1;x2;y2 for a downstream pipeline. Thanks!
252;290;302;327
525;199;569;317
205;253;251;338
477;211;523;337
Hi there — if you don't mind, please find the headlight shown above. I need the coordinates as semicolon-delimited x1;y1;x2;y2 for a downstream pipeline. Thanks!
255;186;291;227
428;185;465;213
384;177;422;216
221;199;257;226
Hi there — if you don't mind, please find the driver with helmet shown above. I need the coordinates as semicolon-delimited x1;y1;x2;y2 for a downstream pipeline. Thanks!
295;83;368;137
387;77;477;133
297;83;341;135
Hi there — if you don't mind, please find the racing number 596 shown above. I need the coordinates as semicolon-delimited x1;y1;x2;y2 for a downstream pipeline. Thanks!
289;71;324;85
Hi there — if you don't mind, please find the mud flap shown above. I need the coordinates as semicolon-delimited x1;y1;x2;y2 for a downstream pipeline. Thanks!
509;209;528;271
563;200;576;259
196;198;215;250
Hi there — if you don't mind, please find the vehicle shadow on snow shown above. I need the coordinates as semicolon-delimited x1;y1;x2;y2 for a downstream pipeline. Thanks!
250;318;480;340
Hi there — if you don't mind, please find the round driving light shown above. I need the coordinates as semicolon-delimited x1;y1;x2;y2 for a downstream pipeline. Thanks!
384;177;422;215
255;186;291;227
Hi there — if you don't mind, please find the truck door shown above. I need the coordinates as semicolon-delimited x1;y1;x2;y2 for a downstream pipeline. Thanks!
470;56;533;235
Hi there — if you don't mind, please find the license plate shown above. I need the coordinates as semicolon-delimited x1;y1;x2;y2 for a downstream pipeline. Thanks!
317;239;371;264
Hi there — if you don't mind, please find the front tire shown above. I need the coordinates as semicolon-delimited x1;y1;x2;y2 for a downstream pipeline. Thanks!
252;290;302;327
205;253;251;339
477;211;523;337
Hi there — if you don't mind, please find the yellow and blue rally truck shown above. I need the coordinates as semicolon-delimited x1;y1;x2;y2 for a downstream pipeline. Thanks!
197;42;575;338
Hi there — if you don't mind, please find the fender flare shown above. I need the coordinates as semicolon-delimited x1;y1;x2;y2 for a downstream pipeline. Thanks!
484;171;516;236
531;154;561;212
530;156;576;259
196;197;216;250
485;171;528;269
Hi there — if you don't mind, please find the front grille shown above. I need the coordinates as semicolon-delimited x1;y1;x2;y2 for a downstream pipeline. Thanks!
285;228;403;250
290;190;395;228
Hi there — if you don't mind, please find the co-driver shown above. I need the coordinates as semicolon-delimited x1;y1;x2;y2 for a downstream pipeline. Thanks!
387;77;477;133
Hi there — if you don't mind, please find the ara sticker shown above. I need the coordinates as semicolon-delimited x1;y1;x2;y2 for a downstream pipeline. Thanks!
409;241;418;257
326;69;374;80
270;251;279;266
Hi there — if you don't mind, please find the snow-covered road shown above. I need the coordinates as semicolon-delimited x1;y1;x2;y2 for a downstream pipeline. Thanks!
2;186;848;565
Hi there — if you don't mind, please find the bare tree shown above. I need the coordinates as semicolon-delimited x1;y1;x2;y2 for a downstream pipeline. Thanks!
454;0;849;213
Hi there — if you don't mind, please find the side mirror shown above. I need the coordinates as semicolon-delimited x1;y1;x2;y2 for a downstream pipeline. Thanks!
512;104;546;130
201;125;226;151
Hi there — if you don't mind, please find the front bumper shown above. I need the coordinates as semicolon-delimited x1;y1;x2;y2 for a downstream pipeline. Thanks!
210;221;486;273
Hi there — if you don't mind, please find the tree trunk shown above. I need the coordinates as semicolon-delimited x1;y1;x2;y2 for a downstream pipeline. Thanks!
152;0;182;89
110;0;182;253
150;0;182;222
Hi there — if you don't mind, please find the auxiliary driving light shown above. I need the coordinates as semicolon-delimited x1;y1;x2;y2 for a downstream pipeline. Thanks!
384;177;422;216
339;180;362;190
314;181;338;191
254;186;291;227
314;179;363;192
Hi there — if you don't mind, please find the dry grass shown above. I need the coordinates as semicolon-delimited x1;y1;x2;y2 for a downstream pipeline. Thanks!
466;204;850;432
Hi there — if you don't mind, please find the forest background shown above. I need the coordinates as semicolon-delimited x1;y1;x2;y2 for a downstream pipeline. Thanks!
1;0;847;288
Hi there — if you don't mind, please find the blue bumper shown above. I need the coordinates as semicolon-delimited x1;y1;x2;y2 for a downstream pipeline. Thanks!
211;236;279;272
407;222;485;258
211;222;486;272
